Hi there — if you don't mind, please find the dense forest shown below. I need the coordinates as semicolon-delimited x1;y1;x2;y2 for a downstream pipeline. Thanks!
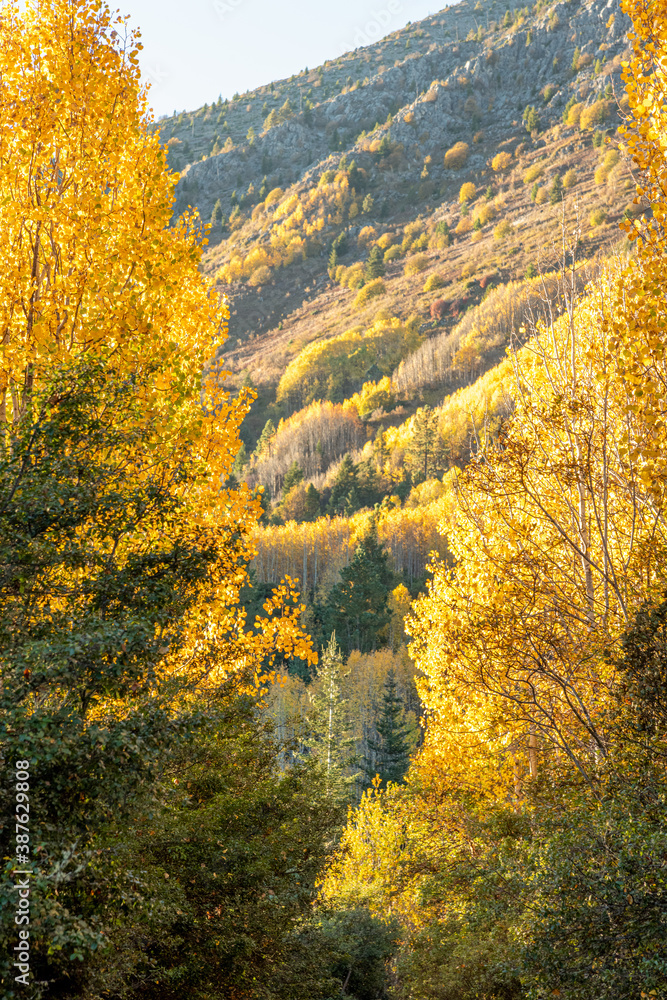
1;0;667;998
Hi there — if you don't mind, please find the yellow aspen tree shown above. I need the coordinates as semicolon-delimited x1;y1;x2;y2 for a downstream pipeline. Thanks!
0;0;315;683
407;260;667;786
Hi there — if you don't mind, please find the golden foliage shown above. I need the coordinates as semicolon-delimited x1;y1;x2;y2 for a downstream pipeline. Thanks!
355;278;387;309
276;316;421;408
0;0;316;690
491;151;513;171
403;254;430;276
443;141;470;169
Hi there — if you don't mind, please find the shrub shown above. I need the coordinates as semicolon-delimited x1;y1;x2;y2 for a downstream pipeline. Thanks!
563;168;577;189
430;298;447;321
459;181;477;204
491;151;512;172
494;220;513;241
358;226;377;246
248;265;272;286
535;187;548;205
265;187;284;206
404;254;429;276
475;203;497;226
355;278;386;308
580;99;612;131
377;233;395;250
566;102;585;126
594;149;621;185
424;273;446;292
455;216;473;235
384;245;402;263
589;207;607;227
443;141;469;169
523;161;545;184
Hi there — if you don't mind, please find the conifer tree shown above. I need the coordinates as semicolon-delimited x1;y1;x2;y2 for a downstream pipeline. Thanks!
365;244;385;281
307;633;358;802
550;174;564;203
405;405;445;483
304;483;322;521
282;459;304;494
324;527;393;654
364;670;413;787
254;418;276;457
210;198;223;226
327;453;359;515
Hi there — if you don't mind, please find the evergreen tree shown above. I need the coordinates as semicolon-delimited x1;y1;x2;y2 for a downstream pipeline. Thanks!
307;633;358;802
365;244;385;281
550;174;564;203
278;97;294;122
304;483;321;521
210;198;223;226
328;245;339;276
327;453;359;515
263;108;279;131
405;405;445;483
282;459;304;494
255;417;276;457
364;670;412;788
324;527;393;655
523;104;540;134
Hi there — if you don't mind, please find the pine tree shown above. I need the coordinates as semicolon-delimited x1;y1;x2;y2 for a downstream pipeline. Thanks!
304;483;321;521
365;244;385;281
307;633;358;802
210;198;223;226
550;174;564;203
364;671;413;788
278;98;294;123
327;454;359;515
282;459;304;494
328;246;339;276
255;418;276;457
523;105;540;134
405;405;445;483
324;527;394;654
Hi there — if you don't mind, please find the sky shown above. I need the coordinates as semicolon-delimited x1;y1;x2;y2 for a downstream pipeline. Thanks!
119;0;446;119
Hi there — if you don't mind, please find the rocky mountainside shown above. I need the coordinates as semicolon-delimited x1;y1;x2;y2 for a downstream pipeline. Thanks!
154;0;632;457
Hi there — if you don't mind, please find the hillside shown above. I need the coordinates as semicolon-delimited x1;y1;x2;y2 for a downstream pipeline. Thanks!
154;0;635;533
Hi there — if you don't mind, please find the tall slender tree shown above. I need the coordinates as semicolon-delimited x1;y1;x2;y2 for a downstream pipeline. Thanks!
364;670;413;787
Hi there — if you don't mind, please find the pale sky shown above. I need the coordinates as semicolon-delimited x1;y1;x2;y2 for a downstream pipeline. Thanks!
119;0;447;118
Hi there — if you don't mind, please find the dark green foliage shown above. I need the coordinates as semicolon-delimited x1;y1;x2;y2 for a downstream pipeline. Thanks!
77;701;343;1000
210;197;223;225
306;633;359;803
523;104;540;133
0;359;251;996
404;405;445;483
550;174;564;203
283;459;304;493
364;671;413;787
322;528;394;655
327;453;360;515
254;417;276;457
304;482;322;521
365;245;385;281
321;909;400;999
593;129;605;148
